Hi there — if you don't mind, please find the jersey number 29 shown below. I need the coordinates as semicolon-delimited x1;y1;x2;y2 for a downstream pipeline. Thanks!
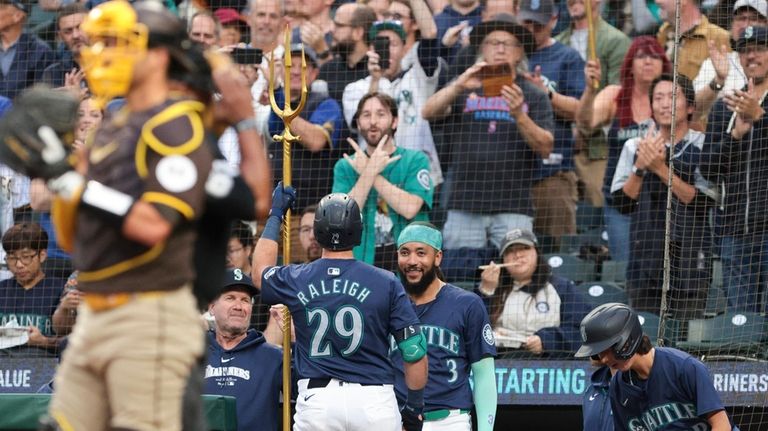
307;306;364;357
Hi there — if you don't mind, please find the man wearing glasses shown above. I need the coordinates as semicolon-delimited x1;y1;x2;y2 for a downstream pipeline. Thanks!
422;14;555;266
319;3;377;104
0;222;66;357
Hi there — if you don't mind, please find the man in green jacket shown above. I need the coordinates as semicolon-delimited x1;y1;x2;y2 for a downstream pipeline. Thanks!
332;92;433;269
555;0;631;89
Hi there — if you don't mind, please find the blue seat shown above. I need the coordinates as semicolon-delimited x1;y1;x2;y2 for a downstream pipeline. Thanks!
576;202;604;233
544;254;596;283
676;312;768;357
575;282;628;307
600;260;627;283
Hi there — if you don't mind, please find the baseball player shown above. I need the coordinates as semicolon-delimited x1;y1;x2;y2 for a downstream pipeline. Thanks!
392;222;497;431
252;189;429;431
0;2;220;429
575;303;738;431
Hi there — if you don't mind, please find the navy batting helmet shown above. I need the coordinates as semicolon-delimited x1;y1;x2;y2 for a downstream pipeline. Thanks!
314;193;363;251
574;303;643;360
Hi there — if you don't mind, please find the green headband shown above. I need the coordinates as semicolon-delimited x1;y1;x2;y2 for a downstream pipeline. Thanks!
397;224;442;251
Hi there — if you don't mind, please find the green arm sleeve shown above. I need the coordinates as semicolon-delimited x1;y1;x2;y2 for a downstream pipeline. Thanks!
471;357;497;431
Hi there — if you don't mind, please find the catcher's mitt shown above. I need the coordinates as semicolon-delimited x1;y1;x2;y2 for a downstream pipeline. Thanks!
0;86;79;179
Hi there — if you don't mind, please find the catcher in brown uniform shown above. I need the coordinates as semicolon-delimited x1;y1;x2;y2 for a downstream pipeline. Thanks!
0;1;271;429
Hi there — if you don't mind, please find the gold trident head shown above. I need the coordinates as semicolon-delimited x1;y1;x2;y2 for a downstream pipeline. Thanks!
268;25;309;144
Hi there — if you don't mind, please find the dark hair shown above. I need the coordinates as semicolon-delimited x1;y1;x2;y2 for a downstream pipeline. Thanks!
354;92;399;129
229;221;255;248
615;36;672;128
2;223;48;254
637;334;653;355
301;204;318;217
351;4;377;44
488;249;552;326
56;3;87;30
649;73;695;121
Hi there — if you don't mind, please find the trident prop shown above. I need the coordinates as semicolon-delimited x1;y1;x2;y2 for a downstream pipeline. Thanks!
268;26;308;431
585;0;599;89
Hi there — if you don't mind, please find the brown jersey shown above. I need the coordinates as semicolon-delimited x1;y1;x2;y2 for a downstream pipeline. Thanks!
74;99;213;294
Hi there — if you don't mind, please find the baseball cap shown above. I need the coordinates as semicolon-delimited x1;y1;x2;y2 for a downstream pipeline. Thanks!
289;43;319;67
499;228;539;256
735;25;768;51
734;0;768;18
470;13;536;56
221;268;258;297
214;8;245;26
370;20;407;42
0;0;27;13
517;0;556;25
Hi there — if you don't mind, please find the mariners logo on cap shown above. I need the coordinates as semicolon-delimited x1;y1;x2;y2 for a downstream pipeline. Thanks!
746;25;755;39
581;325;588;342
536;302;550;313
233;268;244;280
506;229;522;241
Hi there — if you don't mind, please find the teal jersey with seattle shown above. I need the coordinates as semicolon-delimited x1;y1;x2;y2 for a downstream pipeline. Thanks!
389;284;496;411
332;146;434;264
261;258;420;385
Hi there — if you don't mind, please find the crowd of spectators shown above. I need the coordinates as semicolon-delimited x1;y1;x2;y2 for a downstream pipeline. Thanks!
1;0;767;421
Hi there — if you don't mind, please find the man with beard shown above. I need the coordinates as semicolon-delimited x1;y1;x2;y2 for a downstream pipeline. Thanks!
332;92;433;268
298;204;322;262
319;3;376;104
391;222;497;431
41;3;88;88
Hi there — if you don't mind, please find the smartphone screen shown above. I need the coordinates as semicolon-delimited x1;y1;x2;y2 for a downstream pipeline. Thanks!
231;47;263;65
373;36;390;70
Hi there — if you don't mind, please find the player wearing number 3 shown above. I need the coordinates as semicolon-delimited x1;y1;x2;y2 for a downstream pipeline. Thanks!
391;222;497;431
254;189;429;431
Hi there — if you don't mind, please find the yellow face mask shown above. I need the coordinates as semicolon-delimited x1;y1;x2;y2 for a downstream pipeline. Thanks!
79;1;149;108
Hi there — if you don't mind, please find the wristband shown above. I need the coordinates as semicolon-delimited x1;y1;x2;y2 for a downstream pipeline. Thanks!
261;215;282;242
405;388;424;412
235;117;259;134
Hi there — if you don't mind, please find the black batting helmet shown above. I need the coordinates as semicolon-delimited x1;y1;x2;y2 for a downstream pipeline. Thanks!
574;303;643;360
314;193;363;251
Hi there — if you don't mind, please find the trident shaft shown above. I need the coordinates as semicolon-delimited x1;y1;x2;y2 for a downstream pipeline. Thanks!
268;26;307;431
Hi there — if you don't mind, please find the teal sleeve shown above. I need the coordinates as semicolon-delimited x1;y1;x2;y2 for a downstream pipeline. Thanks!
402;151;434;208
332;158;357;193
471;357;497;431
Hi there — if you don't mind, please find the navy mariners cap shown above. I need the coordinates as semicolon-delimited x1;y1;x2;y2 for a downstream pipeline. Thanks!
517;0;556;25
0;0;27;13
289;43;319;68
221;268;258;297
735;25;768;51
499;228;539;257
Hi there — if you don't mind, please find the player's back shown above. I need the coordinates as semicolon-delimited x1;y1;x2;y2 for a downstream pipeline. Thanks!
261;257;419;385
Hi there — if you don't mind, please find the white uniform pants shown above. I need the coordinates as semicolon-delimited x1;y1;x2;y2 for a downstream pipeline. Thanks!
424;411;472;431
294;378;401;431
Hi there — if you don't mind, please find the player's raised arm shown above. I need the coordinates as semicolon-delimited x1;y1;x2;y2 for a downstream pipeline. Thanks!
252;182;296;288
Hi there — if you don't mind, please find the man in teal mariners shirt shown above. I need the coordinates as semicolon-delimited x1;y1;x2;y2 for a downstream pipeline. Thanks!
332;92;433;269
